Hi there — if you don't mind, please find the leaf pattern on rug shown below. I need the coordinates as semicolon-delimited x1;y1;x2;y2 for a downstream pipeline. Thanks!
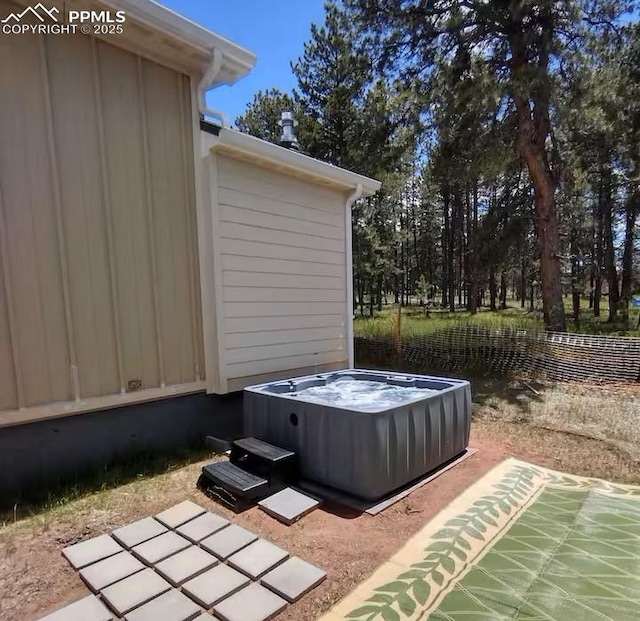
345;465;540;620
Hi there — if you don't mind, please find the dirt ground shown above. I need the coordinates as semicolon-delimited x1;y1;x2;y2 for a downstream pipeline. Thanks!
2;415;638;621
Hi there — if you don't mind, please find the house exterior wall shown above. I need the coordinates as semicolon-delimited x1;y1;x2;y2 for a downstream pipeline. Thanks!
211;154;349;392
0;10;204;424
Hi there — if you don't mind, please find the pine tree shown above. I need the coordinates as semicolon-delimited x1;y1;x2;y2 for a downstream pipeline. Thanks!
291;1;372;170
235;88;298;144
344;0;633;331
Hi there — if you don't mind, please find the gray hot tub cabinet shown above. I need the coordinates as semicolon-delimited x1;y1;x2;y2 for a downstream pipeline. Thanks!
243;369;472;501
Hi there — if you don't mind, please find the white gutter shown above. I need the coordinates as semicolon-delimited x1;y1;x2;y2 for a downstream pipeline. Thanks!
197;49;230;127
103;0;256;84
345;184;363;368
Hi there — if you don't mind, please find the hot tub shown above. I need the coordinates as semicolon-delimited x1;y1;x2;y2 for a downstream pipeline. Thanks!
244;369;471;500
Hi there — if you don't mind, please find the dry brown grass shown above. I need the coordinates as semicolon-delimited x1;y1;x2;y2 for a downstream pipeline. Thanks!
473;379;640;481
473;418;640;485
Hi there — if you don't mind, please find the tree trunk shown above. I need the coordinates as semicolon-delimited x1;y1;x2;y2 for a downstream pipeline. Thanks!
620;189;639;324
369;280;375;317
517;143;565;329
442;187;450;308
399;208;406;306
572;288;580;325
588;210;595;309
510;19;566;331
411;202;421;303
499;270;507;309
571;252;580;326
449;186;464;312
466;183;479;314
601;166;620;322
593;196;603;317
450;190;460;312
393;245;399;304
570;225;580;326
520;255;527;308
529;276;535;312
489;266;497;311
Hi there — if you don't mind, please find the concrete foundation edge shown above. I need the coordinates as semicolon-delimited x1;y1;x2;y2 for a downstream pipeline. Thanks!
0;391;243;503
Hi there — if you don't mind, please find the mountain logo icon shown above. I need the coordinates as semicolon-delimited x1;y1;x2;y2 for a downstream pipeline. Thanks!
1;3;59;23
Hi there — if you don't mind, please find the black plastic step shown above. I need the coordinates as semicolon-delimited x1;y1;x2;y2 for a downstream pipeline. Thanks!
233;437;295;462
231;437;298;484
201;461;268;500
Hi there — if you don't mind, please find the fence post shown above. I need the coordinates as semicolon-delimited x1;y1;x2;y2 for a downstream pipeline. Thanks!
394;304;402;366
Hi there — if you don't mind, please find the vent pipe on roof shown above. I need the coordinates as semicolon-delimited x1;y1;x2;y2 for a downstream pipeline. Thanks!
279;111;299;151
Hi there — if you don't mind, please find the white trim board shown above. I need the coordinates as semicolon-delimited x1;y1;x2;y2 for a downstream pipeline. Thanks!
0;382;207;429
102;0;256;84
210;129;381;195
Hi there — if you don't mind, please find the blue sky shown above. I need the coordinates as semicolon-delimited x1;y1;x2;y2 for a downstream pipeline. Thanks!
158;0;327;126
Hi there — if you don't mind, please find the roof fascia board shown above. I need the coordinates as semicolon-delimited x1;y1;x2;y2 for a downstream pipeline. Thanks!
210;129;382;195
102;0;256;84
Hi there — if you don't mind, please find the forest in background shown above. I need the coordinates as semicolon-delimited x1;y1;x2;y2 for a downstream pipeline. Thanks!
234;0;640;333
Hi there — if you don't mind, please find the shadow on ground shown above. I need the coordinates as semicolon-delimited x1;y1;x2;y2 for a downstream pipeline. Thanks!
1;446;214;524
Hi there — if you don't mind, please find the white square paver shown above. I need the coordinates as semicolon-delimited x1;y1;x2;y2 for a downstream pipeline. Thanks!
212;583;287;621
181;564;250;608
131;531;191;565
37;594;113;621
155;501;206;529
175;512;229;543
124;589;201;621
261;556;326;602
258;488;320;525
191;615;215;620
80;550;145;592
200;524;257;560
101;568;171;616
112;517;167;549
227;539;289;579
155;546;218;586
62;534;122;569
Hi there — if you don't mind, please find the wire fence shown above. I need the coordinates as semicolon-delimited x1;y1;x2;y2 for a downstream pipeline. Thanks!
355;325;640;383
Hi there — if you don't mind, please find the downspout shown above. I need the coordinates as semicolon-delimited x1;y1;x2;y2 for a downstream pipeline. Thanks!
198;48;230;127
345;183;363;368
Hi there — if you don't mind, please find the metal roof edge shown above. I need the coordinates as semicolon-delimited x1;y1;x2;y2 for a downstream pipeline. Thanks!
210;129;382;195
103;0;256;84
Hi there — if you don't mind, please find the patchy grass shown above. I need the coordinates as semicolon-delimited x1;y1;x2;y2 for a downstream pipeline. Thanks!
1;446;214;527
472;378;640;473
355;304;540;340
473;418;640;486
354;299;640;339
472;415;640;485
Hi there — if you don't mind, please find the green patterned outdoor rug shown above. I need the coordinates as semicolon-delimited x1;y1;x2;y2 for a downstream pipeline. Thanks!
320;458;640;621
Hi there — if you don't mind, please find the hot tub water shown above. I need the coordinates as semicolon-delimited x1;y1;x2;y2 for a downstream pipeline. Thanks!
295;378;434;411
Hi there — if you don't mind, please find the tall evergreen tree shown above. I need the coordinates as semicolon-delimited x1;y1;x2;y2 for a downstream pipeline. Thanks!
291;1;372;171
344;0;633;331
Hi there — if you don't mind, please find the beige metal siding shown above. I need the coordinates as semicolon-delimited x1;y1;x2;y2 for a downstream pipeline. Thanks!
0;10;203;420
0;27;71;409
216;155;348;388
46;34;120;400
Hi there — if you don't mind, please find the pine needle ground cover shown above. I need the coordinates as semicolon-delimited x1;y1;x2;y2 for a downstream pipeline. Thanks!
321;459;640;621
